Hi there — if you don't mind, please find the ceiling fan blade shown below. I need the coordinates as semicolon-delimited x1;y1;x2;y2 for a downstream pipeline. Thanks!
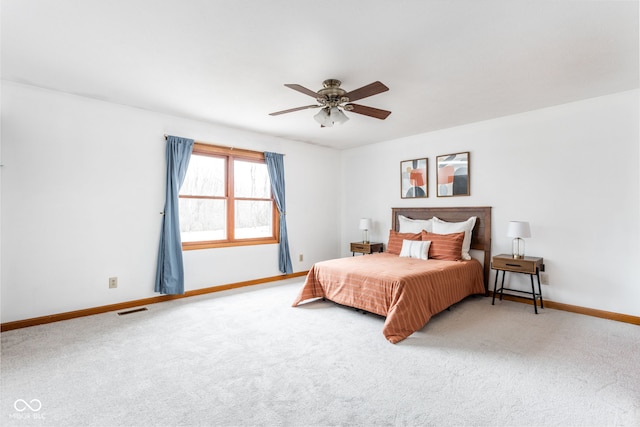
269;105;320;116
344;81;389;102
346;104;392;120
284;84;319;98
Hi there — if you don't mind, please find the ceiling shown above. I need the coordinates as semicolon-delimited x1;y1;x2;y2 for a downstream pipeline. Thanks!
2;1;638;150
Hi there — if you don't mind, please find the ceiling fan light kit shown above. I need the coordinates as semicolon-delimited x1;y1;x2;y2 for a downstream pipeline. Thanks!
270;79;391;127
314;106;350;127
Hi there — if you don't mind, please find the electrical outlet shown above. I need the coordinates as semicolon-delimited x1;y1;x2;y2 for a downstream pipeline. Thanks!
109;277;118;289
299;254;304;262
539;272;549;285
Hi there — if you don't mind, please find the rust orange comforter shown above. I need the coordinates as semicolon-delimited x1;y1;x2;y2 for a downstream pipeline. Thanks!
292;253;485;343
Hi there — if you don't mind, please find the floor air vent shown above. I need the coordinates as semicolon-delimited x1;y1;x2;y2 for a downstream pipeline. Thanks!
117;307;148;316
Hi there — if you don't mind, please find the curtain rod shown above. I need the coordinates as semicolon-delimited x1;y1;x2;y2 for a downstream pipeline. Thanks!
164;134;235;151
163;134;285;155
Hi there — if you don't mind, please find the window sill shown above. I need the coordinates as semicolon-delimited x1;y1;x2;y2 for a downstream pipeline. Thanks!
182;238;279;251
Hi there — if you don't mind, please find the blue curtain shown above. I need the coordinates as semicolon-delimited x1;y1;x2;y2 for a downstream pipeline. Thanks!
264;152;293;274
155;135;194;294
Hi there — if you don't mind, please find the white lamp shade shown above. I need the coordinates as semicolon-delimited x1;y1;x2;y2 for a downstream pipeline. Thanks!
313;108;333;127
359;218;372;230
506;221;531;238
330;107;349;124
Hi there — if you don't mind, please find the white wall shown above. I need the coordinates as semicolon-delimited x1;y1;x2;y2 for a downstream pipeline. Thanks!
341;90;640;317
1;82;341;322
3;82;638;323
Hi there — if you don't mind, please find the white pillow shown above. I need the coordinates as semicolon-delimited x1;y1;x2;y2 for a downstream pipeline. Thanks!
432;216;476;260
398;215;433;233
399;239;431;260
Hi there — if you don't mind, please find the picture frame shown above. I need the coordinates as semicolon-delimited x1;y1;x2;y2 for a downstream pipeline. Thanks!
400;158;428;198
436;152;470;197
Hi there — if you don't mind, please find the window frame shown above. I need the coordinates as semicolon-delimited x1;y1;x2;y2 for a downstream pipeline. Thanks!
180;143;279;251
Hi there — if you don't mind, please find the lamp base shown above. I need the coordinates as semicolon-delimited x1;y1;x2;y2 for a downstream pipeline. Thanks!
512;237;525;259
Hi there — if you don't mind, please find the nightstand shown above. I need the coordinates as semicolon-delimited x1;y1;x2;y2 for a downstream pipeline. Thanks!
491;254;545;314
350;242;383;256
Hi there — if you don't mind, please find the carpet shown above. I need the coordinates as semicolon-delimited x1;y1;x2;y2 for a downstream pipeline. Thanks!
2;278;639;426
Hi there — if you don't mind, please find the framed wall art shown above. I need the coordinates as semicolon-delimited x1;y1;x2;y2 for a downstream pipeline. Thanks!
436;152;470;197
400;158;428;198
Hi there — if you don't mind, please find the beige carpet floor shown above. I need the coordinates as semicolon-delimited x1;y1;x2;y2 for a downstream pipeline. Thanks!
2;278;639;426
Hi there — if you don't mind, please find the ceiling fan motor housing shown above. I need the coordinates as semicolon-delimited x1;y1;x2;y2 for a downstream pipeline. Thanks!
317;79;349;107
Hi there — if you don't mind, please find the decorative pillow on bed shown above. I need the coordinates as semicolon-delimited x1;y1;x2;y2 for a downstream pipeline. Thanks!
421;231;465;261
399;239;431;260
398;215;433;233
387;230;422;255
432;216;477;260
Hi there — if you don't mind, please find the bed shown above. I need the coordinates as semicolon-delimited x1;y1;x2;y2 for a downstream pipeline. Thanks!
292;206;492;344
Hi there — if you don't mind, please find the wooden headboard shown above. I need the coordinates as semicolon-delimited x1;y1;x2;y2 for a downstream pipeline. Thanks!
391;206;492;293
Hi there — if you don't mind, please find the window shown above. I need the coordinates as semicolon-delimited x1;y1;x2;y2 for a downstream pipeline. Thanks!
178;143;278;250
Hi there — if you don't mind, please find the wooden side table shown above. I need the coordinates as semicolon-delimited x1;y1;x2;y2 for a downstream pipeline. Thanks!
350;242;383;256
491;254;545;313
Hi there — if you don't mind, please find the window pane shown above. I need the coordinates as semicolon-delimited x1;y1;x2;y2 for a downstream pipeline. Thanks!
179;198;226;242
235;200;273;238
234;160;270;198
181;155;225;197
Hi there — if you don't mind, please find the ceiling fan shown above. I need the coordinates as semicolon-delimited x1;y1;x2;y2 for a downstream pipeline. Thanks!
269;79;391;127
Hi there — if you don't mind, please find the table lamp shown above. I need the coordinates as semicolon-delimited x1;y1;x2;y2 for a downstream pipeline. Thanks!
507;221;531;259
359;218;372;243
